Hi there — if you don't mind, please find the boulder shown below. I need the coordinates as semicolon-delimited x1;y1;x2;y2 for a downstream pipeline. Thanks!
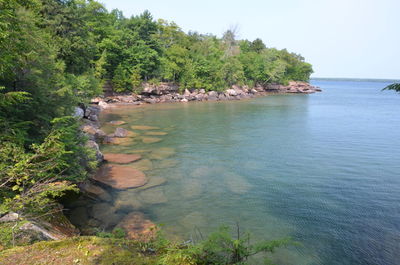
0;212;20;223
91;97;102;104
113;127;130;138
142;83;179;95
85;140;103;162
103;153;141;164
92;165;148;190
218;93;227;100
195;94;205;101
21;211;78;240
88;114;98;122
116;212;157;241
144;97;157;104
81;125;106;141
226;89;237;96
79;181;111;201
98;101;108;109
84;106;100;119
73;107;84;119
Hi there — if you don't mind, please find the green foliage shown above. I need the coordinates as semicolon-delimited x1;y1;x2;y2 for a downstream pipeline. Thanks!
250;38;267;53
383;83;400;92
130;68;143;92
112;64;131;93
157;225;293;265
96;227;126;239
0;117;95;217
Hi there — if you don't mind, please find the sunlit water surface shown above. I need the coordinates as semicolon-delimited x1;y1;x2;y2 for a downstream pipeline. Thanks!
81;80;400;264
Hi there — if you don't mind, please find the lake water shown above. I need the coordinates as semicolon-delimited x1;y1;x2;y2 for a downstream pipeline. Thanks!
80;80;400;264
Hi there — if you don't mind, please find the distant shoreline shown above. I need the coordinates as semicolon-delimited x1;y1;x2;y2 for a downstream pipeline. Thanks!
311;77;400;83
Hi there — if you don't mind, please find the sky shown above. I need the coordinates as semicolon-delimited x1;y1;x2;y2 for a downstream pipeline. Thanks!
100;0;400;79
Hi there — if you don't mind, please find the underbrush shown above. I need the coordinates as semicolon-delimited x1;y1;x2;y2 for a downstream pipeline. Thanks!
0;225;294;265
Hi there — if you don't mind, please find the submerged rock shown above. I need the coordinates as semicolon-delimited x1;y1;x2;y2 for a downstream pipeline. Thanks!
90;202;122;229
131;125;159;130
154;159;179;169
116;212;157;241
224;172;252;194
149;147;176;160
68;207;89;227
180;211;208;230
142;137;162;144
136;177;167;191
108;120;126;126
92;165;148;190
138;186;168;204
103;137;134;146
128;159;153;172
114;191;144;211
79;181;111;202
103;153;141;164
181;178;203;199
144;131;168;136
113;127;130;138
190;167;211;178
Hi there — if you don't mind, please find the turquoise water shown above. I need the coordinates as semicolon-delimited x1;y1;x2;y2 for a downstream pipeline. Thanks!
95;80;400;265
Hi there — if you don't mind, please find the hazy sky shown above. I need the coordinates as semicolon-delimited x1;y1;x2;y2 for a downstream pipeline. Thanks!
100;0;400;79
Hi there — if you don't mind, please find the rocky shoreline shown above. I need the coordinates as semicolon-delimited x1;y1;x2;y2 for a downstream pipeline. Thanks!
95;81;321;106
1;81;319;243
66;80;321;239
78;80;320;169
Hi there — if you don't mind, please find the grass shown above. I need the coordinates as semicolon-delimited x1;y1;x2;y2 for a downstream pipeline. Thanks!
0;236;160;265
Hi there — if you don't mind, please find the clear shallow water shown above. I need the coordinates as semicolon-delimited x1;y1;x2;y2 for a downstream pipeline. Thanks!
92;80;400;264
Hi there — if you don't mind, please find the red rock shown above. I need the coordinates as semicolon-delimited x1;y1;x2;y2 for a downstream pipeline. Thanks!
116;212;157;241
103;153;141;164
92;165;148;190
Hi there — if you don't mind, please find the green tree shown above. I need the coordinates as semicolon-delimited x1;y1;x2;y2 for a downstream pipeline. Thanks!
112;64;130;92
383;83;400;92
221;57;245;86
250;38;266;53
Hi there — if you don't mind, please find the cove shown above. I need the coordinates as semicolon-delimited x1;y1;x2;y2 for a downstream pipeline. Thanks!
68;80;400;265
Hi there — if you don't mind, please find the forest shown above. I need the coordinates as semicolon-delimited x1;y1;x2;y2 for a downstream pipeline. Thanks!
0;0;312;242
